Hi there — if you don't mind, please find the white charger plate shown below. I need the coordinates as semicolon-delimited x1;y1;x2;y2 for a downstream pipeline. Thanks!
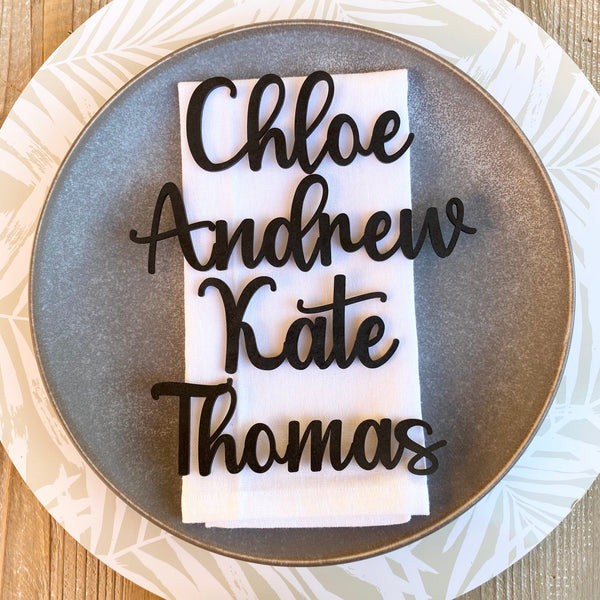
1;0;599;597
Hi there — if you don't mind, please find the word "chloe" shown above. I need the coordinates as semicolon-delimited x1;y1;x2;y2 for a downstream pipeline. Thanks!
185;71;413;174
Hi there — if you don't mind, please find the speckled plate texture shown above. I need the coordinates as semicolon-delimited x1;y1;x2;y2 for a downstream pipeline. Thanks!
29;20;572;566
1;0;599;598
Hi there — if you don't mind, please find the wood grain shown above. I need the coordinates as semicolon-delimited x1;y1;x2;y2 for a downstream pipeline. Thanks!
0;0;598;598
516;0;600;91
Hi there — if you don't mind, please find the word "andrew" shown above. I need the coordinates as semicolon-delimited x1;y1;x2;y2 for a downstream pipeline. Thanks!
151;380;447;476
129;175;476;274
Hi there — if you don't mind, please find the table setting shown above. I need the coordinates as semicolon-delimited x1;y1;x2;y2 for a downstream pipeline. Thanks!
0;1;598;598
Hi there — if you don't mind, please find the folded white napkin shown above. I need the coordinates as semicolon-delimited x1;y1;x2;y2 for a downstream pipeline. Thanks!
178;69;429;527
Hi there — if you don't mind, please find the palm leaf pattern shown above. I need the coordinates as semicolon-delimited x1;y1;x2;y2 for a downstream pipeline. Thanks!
1;0;599;598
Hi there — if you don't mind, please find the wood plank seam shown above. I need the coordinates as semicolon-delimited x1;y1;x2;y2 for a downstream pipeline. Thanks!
0;459;12;596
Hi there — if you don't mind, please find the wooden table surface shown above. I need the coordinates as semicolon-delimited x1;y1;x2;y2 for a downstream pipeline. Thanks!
1;1;598;598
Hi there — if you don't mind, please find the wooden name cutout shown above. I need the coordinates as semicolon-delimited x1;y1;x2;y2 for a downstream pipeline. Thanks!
130;175;475;275
151;381;447;477
185;71;413;174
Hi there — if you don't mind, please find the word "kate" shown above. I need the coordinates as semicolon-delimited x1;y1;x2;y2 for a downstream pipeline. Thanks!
186;71;414;174
200;274;397;374
151;380;447;476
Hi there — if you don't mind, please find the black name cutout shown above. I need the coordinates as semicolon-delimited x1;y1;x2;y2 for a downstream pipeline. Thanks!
151;381;447;477
130;71;476;478
185;71;413;174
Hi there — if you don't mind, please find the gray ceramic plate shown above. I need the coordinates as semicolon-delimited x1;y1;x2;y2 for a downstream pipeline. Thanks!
30;21;573;566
